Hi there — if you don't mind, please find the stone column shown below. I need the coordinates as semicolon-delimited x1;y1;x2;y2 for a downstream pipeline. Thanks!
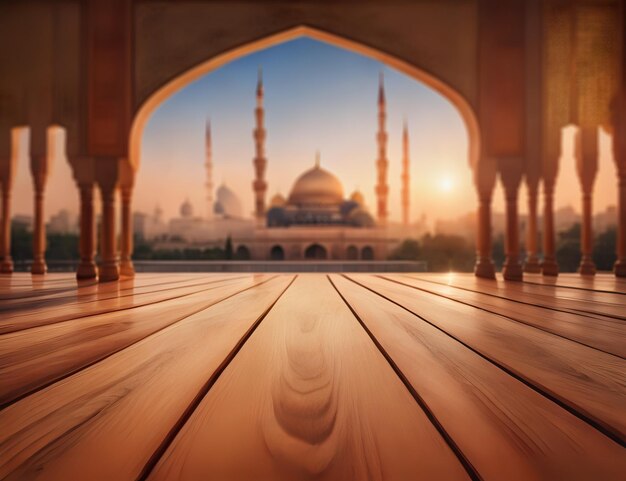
616;170;626;276
119;186;134;276
474;157;497;279
524;179;541;272
76;182;97;279
98;182;119;282
575;127;598;275
0;177;13;273
30;154;49;274
499;157;524;281
541;177;559;276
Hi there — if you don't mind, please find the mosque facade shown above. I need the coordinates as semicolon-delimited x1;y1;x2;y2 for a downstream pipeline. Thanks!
158;72;423;260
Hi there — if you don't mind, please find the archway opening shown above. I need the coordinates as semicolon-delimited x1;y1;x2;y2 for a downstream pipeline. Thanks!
361;246;374;260
270;245;285;260
346;245;358;260
305;243;327;260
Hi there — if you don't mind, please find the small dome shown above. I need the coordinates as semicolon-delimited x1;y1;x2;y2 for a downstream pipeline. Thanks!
180;199;193;218
214;183;243;218
350;190;365;206
288;164;344;207
347;207;375;227
270;192;286;208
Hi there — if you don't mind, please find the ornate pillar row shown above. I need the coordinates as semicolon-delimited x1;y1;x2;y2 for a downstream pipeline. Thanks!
575;127;598;275
541;177;559;276
76;182;97;279
524;179;541;272
30;153;50;275
616;170;626;276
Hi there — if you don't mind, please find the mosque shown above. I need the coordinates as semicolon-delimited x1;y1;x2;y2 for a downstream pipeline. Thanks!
159;71;421;260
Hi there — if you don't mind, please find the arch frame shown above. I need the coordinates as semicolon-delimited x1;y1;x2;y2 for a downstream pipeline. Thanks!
129;25;480;172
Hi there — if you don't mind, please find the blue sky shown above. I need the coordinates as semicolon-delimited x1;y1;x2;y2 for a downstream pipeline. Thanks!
136;37;473;222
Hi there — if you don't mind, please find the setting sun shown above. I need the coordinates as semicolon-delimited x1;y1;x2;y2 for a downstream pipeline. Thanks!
439;176;454;193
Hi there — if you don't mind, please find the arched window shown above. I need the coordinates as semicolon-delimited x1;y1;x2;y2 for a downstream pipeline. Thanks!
235;245;251;260
361;246;374;260
304;243;327;260
270;245;285;260
346;245;358;260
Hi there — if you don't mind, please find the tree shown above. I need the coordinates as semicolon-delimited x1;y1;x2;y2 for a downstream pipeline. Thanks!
388;239;421;260
224;235;234;260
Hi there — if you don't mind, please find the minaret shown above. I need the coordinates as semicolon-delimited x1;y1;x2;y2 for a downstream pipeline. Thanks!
252;67;267;223
375;72;389;225
205;118;214;220
401;120;410;226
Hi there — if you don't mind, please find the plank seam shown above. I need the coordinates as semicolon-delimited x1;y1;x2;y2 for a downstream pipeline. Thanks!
342;274;626;448
0;275;279;412
379;275;625;361
328;275;483;481
136;275;298;481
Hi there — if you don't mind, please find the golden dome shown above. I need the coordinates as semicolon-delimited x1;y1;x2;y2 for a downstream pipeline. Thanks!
270;192;287;208
288;164;344;207
350;190;365;206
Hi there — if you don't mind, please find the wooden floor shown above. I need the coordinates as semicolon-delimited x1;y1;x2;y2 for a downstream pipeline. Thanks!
0;272;624;481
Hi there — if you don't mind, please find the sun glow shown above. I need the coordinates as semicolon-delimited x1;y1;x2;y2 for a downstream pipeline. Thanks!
439;176;454;193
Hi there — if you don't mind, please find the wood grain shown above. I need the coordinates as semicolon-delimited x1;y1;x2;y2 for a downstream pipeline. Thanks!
0;275;272;406
382;274;626;358
0;276;293;481
332;274;626;481
148;275;471;481
348;274;626;443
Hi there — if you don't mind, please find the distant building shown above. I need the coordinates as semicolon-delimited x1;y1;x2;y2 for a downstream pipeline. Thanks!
12;215;33;232
48;209;77;234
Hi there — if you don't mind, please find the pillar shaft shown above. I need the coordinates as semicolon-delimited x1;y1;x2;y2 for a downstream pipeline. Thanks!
502;187;523;281
0;183;13;273
30;154;49;275
98;184;119;282
77;182;97;279
120;187;134;276
615;173;626;276
524;181;541;272
541;179;559;276
475;193;496;278
575;128;598;275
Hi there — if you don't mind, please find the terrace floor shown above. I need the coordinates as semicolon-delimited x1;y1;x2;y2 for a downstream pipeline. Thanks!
0;272;624;480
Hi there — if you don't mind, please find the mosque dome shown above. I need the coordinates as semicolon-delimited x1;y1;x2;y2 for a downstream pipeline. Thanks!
347;207;375;227
214;183;243;218
350;190;365;206
288;164;344;207
270;192;287;208
180;199;193;218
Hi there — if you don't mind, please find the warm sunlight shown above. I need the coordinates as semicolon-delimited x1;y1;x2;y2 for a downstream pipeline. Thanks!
439;176;454;193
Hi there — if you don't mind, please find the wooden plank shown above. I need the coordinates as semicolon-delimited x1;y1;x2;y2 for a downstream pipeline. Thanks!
0;276;293;481
411;273;626;320
0;274;244;334
148;275;471;481
348;274;626;444
523;273;626;295
0;275;273;407
331;275;626;481
381;274;626;358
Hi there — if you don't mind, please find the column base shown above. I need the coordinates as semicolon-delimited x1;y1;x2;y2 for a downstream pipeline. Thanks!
474;258;496;279
541;258;559;276
120;259;135;277
614;259;626;277
523;256;542;273
0;258;14;273
76;261;98;280
503;259;523;281
578;257;596;276
98;261;120;282
31;258;47;275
